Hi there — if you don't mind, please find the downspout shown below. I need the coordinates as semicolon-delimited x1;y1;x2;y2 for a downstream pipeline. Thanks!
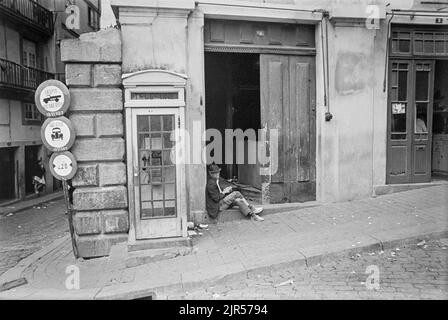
383;12;394;92
313;9;332;121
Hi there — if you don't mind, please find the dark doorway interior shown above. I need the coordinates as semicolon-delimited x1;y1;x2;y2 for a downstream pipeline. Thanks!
25;145;40;194
432;60;448;179
205;52;261;189
0;147;16;201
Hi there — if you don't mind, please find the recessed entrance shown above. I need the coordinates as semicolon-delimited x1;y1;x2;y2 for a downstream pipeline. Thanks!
204;51;316;204
0;147;16;201
205;52;261;194
25;145;41;195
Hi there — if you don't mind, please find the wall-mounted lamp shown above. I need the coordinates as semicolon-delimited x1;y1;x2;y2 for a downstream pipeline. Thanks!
325;111;333;122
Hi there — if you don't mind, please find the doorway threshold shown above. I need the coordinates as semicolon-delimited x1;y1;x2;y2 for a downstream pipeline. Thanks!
373;180;448;197
206;200;322;224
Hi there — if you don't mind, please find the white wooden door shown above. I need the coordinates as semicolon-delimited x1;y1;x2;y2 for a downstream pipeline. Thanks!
131;108;185;239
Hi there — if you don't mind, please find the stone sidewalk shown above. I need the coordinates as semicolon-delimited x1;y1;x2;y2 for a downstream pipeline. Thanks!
0;191;64;216
0;185;447;299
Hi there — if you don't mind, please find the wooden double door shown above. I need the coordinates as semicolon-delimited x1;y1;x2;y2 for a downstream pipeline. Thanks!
260;54;316;203
387;60;435;184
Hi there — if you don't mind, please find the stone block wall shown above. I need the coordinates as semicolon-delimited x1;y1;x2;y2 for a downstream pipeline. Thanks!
61;29;129;258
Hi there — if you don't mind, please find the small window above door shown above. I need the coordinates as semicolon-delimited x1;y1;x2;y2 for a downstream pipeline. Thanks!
123;69;188;108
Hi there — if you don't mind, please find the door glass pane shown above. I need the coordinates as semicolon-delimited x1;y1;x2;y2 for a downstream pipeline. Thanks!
415;71;429;101
399;40;410;53
165;183;175;200
150;115;162;131
137;116;149;132
164;201;176;216
391;102;407;137
392;113;407;133
141;185;152;201
150;133;162;150
162;115;174;131
137;114;177;219
152;184;163;200
415;103;428;133
398;71;408;101
141;202;153;218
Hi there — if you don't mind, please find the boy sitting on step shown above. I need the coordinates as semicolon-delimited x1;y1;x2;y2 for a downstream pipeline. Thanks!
206;164;264;222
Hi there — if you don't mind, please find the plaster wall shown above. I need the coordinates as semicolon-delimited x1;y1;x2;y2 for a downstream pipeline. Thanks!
117;0;391;213
0;99;41;143
317;22;388;202
120;7;207;221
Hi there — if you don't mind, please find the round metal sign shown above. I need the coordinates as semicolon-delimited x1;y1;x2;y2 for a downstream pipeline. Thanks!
35;80;70;117
49;151;78;181
41;116;76;152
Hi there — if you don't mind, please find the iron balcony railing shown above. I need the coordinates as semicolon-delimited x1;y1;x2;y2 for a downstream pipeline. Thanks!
0;58;54;90
0;0;53;36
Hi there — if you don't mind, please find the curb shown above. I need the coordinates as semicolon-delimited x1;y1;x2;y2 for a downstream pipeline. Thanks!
1;229;446;299
95;229;448;300
0;192;64;216
0;234;71;290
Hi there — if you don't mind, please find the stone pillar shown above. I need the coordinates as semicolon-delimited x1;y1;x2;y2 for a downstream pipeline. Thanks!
61;29;128;258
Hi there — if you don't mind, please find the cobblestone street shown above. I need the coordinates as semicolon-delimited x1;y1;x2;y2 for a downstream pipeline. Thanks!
0;199;68;276
174;238;448;300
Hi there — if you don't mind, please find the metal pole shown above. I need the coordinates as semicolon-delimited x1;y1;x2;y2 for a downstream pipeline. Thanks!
62;180;79;258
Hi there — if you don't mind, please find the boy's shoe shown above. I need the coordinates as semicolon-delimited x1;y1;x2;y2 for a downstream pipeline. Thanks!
251;207;263;215
251;214;264;222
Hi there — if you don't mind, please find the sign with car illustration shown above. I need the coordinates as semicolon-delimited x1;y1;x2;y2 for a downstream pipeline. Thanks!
41;116;76;152
49;151;78;181
35;80;70;117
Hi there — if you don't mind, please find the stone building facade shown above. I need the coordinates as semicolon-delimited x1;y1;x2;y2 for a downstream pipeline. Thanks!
61;0;448;257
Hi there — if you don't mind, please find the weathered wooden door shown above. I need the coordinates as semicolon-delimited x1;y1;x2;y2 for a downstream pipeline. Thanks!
131;108;185;239
387;60;434;184
260;54;316;203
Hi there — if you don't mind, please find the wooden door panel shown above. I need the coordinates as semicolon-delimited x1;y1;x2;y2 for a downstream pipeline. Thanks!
290;59;311;182
413;145;428;175
389;146;408;176
387;60;412;184
261;54;315;203
260;55;288;183
410;60;434;183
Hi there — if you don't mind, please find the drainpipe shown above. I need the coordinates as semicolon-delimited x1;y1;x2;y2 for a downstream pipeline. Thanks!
313;9;332;121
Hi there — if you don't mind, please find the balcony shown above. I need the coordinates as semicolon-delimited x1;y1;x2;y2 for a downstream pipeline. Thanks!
0;0;54;37
0;58;54;99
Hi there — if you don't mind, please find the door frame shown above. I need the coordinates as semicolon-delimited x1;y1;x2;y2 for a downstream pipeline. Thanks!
123;69;189;243
386;59;435;184
127;107;187;240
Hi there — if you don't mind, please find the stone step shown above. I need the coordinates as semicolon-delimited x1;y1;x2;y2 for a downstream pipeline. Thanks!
373;180;448;196
126;246;193;268
205;200;321;224
128;237;192;253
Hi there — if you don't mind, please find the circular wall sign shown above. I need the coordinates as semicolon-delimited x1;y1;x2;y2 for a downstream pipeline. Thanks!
35;80;70;117
49;151;78;181
41;116;76;152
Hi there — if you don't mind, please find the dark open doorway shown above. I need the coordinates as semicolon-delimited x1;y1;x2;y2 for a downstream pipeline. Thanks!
0;147;16;202
205;52;261;185
25;145;40;195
